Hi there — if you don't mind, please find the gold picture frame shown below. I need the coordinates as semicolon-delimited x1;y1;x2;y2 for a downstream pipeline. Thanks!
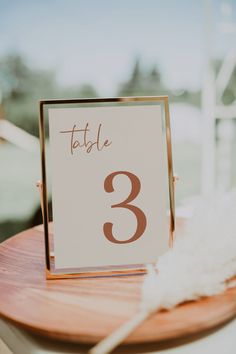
38;96;175;279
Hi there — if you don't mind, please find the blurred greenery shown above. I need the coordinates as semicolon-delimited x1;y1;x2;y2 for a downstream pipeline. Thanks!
0;54;201;138
0;54;98;137
118;58;200;106
1;55;235;140
214;59;236;106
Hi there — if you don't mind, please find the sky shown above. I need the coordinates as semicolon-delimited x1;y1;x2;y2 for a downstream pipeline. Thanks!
0;0;235;94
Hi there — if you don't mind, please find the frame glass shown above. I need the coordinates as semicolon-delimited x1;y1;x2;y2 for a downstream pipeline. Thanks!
38;96;175;279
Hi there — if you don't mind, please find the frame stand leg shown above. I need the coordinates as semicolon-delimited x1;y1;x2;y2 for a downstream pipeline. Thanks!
169;174;179;248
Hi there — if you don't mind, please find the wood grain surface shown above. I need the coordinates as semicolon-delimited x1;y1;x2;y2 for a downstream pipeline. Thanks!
0;221;236;344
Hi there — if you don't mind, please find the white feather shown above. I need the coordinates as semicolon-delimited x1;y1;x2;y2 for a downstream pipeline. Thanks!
142;190;236;312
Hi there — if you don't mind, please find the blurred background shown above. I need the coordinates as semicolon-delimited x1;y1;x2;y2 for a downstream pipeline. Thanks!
0;0;236;241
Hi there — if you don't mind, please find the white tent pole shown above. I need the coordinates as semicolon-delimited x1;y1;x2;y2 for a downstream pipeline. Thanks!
201;0;216;195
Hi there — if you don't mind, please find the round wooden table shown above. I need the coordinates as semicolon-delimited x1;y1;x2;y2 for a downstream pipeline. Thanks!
0;222;236;352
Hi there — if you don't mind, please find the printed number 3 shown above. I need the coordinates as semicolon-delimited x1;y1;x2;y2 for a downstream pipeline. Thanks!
103;171;147;244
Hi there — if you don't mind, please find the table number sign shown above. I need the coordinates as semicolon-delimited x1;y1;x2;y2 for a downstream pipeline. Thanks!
38;97;175;279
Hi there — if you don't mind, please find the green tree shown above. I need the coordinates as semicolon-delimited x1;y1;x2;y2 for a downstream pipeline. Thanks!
118;58;167;96
0;54;98;137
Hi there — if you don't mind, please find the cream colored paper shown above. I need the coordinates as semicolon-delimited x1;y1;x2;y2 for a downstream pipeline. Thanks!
49;105;168;270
